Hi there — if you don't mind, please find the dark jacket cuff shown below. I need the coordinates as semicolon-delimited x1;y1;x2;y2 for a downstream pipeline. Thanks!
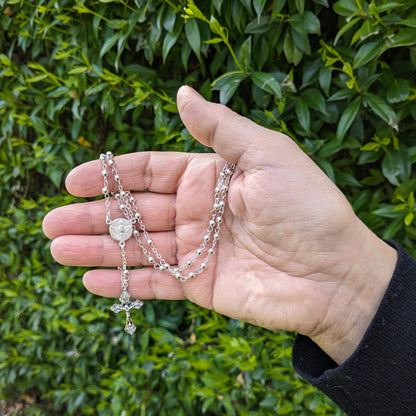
292;241;416;415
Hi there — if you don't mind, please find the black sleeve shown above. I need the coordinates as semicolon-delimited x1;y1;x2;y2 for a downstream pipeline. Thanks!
291;241;416;416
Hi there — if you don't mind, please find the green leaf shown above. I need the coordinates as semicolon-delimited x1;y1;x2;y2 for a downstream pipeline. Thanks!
162;29;180;63
250;71;282;98
374;204;401;218
366;93;399;130
291;27;311;55
399;18;416;28
288;11;321;35
163;5;176;32
353;40;385;68
0;54;11;66
239;36;252;71
245;15;271;34
360;142;380;151
185;19;201;60
351;20;380;45
387;79;409;103
381;146;411;186
313;0;329;6
335;171;362;187
328;88;356;101
302;88;326;114
100;33;121;58
386;28;416;48
212;71;246;105
319;65;332;97
181;41;192;70
376;2;407;13
295;0;305;14
336;96;361;141
405;212;414;227
295;98;310;133
333;0;358;17
334;16;360;45
273;0;287;13
283;32;304;65
204;37;223;44
253;0;267;21
68;66;89;75
316;159;335;182
383;216;404;239
212;0;224;13
253;37;269;70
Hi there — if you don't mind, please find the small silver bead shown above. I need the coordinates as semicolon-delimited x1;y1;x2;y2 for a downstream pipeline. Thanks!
216;216;222;223
100;153;106;161
148;256;154;264
108;159;114;166
220;172;225;178
135;212;141;220
102;187;108;194
215;187;220;194
188;272;195;279
101;169;107;177
201;263;207;270
186;260;192;267
147;239;153;246
130;196;135;203
222;185;228;192
208;248;214;255
114;174;120;182
214;233;220;240
160;265;166;272
219;201;225;208
120;190;126;197
203;235;210;242
225;168;232;176
133;230;139;236
209;220;215;228
120;204;126;211
213;203;220;210
196;248;203;256
120;290;130;302
106;151;113;158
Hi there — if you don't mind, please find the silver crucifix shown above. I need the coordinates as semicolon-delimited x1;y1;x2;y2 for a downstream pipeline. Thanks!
111;291;144;335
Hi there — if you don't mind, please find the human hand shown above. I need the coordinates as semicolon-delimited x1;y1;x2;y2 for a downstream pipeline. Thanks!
43;86;397;364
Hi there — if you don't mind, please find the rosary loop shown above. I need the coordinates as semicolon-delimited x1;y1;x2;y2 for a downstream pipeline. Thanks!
100;151;235;334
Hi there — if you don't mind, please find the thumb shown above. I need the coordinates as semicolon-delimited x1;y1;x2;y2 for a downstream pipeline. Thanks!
176;85;288;168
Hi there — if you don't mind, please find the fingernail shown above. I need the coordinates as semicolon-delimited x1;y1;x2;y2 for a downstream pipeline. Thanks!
177;85;204;101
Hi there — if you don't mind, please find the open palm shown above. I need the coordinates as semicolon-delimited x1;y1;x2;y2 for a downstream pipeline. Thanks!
43;86;396;363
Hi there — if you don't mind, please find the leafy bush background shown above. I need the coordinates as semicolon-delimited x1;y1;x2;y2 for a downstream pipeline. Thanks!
1;0;416;414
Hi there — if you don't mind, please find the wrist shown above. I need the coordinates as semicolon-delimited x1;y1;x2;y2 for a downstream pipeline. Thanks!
311;220;398;364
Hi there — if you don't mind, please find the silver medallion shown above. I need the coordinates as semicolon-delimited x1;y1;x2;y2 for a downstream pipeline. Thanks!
109;218;133;242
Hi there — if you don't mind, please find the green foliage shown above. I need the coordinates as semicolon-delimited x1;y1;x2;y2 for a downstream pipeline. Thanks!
1;0;416;414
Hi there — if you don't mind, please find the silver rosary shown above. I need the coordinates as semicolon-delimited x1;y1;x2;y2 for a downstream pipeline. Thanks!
100;151;235;334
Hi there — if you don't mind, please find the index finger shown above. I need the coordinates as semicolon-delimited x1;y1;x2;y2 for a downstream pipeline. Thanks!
66;151;197;197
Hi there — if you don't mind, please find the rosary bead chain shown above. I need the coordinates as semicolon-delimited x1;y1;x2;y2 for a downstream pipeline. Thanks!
101;152;235;284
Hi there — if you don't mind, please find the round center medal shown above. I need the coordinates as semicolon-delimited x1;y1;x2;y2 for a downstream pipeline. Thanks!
109;218;133;242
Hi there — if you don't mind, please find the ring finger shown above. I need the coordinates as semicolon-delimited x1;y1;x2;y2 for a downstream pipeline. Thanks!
50;231;178;267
